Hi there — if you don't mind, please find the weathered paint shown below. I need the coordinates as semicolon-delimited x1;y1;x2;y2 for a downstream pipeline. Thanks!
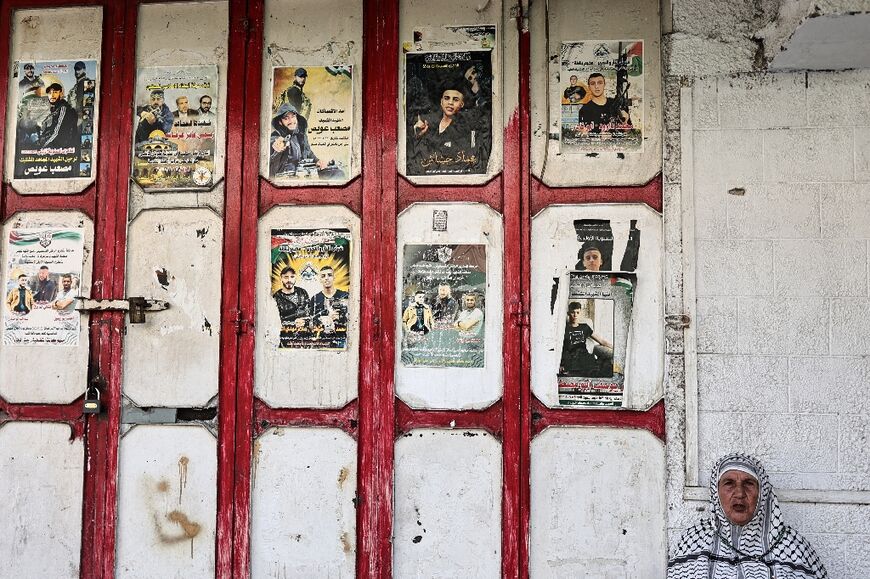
396;0;505;185
260;0;363;186
0;211;94;404
255;204;361;408
530;427;667;578
0;421;83;579
394;202;504;410
529;0;663;187
123;208;222;408
531;204;664;410
129;1;229;218
393;429;502;578
3;6;103;195
250;427;357;578
115;424;217;577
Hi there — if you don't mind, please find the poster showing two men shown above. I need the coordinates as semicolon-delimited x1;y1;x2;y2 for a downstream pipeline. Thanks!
3;228;84;346
560;40;643;154
14;60;97;180
405;50;492;176
269;66;352;182
132;66;218;190
400;244;486;368
270;228;351;350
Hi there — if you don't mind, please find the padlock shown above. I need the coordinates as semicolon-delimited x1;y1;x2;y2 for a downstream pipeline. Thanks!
83;386;101;415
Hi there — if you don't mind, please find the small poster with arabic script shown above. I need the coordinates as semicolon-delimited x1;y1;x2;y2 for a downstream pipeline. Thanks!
270;228;352;350
132;65;218;190
557;271;635;407
405;50;492;175
14;59;98;180
3;228;84;346
400;244;487;368
560;40;643;154
269;65;352;182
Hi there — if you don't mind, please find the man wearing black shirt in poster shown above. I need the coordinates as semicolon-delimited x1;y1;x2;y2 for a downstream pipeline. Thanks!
559;301;613;378
272;266;309;328
577;73;630;135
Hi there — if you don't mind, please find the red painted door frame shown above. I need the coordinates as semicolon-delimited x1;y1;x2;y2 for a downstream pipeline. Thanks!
0;1;664;578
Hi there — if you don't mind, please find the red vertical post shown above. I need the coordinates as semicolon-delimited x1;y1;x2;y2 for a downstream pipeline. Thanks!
228;0;260;576
83;2;133;577
357;0;398;576
501;4;531;579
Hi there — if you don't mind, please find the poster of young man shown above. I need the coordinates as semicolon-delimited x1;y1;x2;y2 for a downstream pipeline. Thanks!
405;50;492;176
13;60;98;180
269;65;352;182
400;244;486;368
573;218;641;273
131;65;218;190
270;228;351;350
3;228;84;346
558;272;635;407
560;40;643;154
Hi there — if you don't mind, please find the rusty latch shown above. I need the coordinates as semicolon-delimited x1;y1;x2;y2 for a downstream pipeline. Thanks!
76;297;169;324
665;314;691;329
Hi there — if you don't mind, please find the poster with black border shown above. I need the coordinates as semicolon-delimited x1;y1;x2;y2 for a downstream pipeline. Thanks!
400;244;486;368
3;228;84;346
14;60;98;180
560;40;643;154
269;65;352;182
557;271;635;407
270;228;351;350
132;65;218;190
405;50;492;176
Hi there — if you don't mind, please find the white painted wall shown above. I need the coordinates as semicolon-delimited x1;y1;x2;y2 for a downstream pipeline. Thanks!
124;208;222;408
115;424;217;578
395;202;504;410
0;422;83;579
530;427;667;578
129;1;229;218
665;1;870;575
250;428;357;578
393;429;502;578
260;0;363;186
4;6;103;195
0;211;93;404
530;0;663;187
256;205;361;408
531;204;664;410
397;0;508;185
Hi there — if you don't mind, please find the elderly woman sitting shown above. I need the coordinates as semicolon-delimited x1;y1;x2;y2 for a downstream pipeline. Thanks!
668;453;827;579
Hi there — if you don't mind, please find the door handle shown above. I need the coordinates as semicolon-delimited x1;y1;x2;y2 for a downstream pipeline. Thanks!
75;296;169;323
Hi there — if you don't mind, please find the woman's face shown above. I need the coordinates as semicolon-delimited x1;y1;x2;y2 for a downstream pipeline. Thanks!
718;470;759;526
440;90;464;117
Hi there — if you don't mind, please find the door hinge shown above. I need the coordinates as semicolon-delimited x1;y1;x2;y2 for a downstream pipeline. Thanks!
665;313;691;329
76;296;169;323
229;309;254;335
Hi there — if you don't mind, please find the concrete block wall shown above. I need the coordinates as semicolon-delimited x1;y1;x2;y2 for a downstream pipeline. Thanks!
663;2;870;576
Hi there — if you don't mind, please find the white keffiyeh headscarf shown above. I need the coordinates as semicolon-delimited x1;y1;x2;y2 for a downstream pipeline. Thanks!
667;454;828;579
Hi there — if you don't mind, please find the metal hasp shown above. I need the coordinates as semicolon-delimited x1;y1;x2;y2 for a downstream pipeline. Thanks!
75;297;170;324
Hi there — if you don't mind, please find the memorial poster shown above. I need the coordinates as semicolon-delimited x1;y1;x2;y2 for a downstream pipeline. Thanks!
269;65;352;181
400;244;486;368
3;228;84;346
405;50;492;175
270;228;351;350
557;271;635;407
132;65;218;190
560;40;643;154
573;218;641;273
14;59;98;180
